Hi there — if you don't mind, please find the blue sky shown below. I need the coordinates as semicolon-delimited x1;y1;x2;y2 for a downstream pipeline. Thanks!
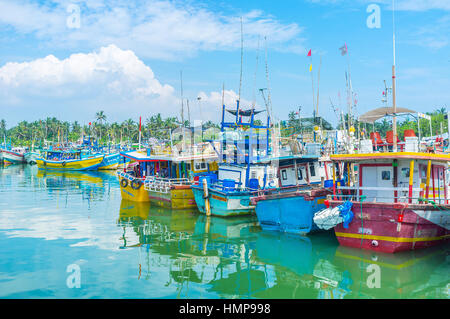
0;0;449;127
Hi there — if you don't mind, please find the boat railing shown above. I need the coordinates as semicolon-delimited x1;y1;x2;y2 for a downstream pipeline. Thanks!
116;171;147;182
207;179;263;193
327;185;450;205
144;177;191;193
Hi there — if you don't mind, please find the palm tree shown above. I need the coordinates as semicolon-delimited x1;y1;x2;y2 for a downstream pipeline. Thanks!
95;111;107;142
0;119;6;141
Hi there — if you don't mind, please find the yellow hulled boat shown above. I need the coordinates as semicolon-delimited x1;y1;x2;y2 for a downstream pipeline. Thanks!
36;150;104;171
117;145;219;207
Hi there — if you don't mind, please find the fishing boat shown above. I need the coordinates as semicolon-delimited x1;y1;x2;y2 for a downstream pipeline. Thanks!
317;3;450;253
24;151;40;164
2;147;27;164
191;101;279;217
117;145;219;208
323;145;450;253
251;153;334;235
36;150;104;171
98;152;121;170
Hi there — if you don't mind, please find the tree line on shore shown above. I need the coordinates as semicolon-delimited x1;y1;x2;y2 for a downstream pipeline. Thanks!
0;111;219;147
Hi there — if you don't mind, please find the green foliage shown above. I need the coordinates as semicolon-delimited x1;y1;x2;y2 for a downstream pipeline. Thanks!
1;112;220;146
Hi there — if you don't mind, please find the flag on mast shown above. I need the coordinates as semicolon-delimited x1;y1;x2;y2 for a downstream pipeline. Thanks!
139;116;142;132
307;49;312;57
309;64;312;72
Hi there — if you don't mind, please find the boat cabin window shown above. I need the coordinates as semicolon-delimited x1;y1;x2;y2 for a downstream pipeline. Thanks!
419;164;427;184
297;167;303;180
281;169;287;181
401;167;410;179
309;163;316;177
381;170;391;180
186;163;191;171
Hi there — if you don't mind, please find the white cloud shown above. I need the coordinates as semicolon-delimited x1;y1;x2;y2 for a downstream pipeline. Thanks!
0;44;174;99
0;0;305;60
0;44;251;123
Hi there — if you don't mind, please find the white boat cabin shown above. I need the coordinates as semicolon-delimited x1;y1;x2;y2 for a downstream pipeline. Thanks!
277;159;333;187
217;163;279;190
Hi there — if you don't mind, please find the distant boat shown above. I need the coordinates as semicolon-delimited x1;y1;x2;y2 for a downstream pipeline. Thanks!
98;152;121;170
2;147;27;164
24;151;41;164
36;150;104;171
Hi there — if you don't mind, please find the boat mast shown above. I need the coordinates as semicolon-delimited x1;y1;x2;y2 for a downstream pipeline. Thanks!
238;16;244;113
392;0;398;152
180;70;185;151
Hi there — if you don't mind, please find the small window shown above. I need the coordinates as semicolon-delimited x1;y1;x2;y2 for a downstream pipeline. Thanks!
309;163;316;177
297;167;303;180
186;163;191;170
401;168;410;179
251;171;257;179
200;162;206;169
195;163;201;170
381;171;391;180
281;170;287;181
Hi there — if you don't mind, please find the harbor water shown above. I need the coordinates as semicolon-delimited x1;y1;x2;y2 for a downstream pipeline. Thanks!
0;164;448;299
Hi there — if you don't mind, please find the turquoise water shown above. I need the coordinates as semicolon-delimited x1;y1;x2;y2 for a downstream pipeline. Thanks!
0;164;448;299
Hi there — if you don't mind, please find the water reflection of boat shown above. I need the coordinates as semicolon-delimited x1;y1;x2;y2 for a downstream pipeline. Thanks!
329;245;450;299
189;215;276;298
116;206;277;298
193;215;260;240
251;232;339;298
36;169;105;186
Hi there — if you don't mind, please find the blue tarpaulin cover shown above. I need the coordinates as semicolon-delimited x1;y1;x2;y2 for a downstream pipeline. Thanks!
338;201;353;229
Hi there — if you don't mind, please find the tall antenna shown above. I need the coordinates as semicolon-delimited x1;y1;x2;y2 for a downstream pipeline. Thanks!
186;99;191;127
392;0;398;151
251;36;260;111
180;70;185;127
264;37;273;121
309;51;315;116
222;83;225;107
316;55;323;120
238;17;244;104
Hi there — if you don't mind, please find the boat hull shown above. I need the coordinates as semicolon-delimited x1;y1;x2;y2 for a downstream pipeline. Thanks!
24;152;40;164
251;188;330;235
2;150;26;164
119;180;149;202
192;185;256;217
148;185;197;209
98;153;120;170
36;156;104;171
329;201;450;253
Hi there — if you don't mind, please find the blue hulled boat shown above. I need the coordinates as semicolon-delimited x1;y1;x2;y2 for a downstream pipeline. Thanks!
250;153;335;235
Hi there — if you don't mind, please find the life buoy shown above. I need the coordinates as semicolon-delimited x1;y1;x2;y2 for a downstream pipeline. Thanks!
120;179;128;188
131;179;142;190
